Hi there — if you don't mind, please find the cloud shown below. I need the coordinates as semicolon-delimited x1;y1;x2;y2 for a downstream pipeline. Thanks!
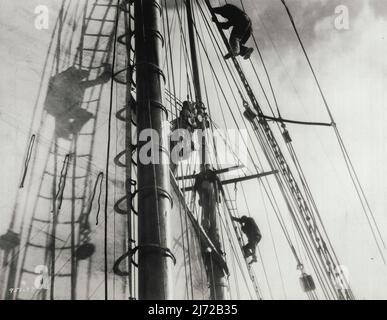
249;0;366;49
369;0;387;19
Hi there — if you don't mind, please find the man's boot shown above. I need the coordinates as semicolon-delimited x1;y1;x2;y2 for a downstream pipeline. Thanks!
243;246;251;259
249;254;258;264
242;47;254;60
224;52;234;60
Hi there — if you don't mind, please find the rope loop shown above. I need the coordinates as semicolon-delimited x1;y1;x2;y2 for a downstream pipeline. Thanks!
113;244;176;274
131;244;177;267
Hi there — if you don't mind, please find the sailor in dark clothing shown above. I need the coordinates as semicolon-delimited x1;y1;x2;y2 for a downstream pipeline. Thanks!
193;164;224;206
232;215;261;263
177;101;199;132
212;4;254;60
194;164;224;242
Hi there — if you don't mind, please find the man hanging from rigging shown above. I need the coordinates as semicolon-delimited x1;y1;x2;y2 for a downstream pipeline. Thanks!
232;215;261;264
212;4;254;60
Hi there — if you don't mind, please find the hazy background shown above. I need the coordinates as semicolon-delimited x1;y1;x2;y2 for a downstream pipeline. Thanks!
224;0;387;299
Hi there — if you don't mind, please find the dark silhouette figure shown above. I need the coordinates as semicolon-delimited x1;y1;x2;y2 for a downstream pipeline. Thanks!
232;215;261;264
44;64;112;139
213;4;254;60
193;164;223;207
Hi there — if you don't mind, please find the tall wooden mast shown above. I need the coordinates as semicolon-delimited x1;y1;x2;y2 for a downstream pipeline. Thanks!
135;0;173;300
186;0;227;300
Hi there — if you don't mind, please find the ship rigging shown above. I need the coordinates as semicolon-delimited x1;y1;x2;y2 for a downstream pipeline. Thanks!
0;0;385;301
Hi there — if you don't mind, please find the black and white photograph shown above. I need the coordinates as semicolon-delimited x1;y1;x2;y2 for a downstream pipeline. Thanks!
0;0;386;306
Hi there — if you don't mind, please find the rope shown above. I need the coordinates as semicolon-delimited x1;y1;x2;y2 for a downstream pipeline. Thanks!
19;134;36;188
238;3;346;295
85;172;104;225
55;154;71;210
203;0;354;299
103;0;121;300
193;1;303;298
281;0;385;263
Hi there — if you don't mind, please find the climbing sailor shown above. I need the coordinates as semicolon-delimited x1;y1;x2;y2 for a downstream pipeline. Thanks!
232;215;261;263
44;64;112;139
212;4;254;60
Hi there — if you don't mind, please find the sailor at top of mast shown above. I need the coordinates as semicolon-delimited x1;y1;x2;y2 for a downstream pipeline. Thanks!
169;100;211;174
212;4;254;60
193;164;224;205
169;101;197;169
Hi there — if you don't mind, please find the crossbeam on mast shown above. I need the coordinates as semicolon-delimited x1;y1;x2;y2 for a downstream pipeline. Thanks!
181;170;277;192
243;104;332;127
220;170;278;186
261;115;332;127
176;164;244;180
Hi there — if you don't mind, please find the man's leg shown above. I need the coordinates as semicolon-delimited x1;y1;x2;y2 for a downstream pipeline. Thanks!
240;26;254;60
224;37;241;59
69;108;93;134
249;239;259;264
239;45;249;57
212;6;224;15
224;28;241;59
250;247;257;263
242;243;253;258
55;116;72;139
225;26;254;60
229;36;241;56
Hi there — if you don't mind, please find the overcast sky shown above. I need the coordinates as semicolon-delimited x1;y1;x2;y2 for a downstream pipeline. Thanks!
203;0;387;299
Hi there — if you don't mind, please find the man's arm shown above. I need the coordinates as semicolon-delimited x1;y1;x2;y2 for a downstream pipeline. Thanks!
212;6;225;15
218;21;232;29
231;216;242;223
80;64;112;89
212;6;233;29
80;71;111;89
